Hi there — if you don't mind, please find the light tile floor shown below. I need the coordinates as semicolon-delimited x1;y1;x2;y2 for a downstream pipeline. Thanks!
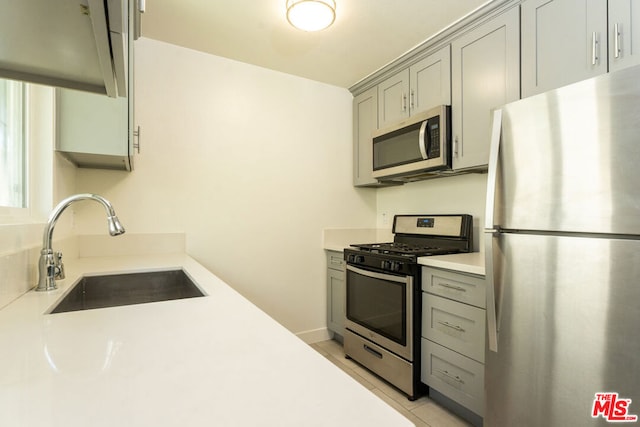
310;339;471;427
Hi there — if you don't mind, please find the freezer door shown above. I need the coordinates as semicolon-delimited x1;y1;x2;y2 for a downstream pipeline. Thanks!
485;232;640;426
490;64;640;234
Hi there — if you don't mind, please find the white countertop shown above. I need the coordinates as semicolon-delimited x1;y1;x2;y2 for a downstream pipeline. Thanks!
322;228;393;252
418;252;486;276
0;254;412;427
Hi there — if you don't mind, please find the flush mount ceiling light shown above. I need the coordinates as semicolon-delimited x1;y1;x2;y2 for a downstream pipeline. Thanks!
286;0;336;32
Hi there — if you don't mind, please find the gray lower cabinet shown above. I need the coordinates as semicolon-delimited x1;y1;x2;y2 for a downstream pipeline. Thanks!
451;6;520;171
326;251;345;337
421;266;486;418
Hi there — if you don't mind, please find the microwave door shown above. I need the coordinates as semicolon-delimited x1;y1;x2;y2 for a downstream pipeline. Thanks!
372;123;424;170
371;105;450;180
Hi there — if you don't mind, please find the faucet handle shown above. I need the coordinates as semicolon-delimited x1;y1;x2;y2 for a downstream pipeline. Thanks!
54;251;65;280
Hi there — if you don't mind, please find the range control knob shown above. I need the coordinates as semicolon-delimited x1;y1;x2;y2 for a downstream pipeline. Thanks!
356;255;365;263
381;260;391;270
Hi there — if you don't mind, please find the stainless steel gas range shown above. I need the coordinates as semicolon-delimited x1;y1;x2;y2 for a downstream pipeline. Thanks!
343;214;473;400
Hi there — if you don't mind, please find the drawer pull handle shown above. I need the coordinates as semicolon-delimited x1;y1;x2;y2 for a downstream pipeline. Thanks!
436;369;465;384
439;282;466;292
363;344;383;359
438;320;466;333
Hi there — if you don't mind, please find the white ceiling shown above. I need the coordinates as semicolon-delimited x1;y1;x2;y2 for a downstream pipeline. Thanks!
141;0;490;89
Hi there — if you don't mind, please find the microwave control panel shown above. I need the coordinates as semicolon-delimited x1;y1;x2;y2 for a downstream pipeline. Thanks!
426;117;441;158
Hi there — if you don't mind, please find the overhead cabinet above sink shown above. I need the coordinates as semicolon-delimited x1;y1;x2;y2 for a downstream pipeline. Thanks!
0;0;135;97
55;0;140;171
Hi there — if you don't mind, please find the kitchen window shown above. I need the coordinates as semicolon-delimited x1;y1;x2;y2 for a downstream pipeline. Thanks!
0;78;26;212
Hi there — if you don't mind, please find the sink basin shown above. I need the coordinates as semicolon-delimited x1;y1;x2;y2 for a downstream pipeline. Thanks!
50;269;205;314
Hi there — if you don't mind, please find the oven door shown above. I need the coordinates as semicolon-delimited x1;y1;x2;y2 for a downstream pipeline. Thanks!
345;265;413;361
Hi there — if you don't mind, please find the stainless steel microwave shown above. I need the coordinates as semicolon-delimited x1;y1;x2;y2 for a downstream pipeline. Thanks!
372;105;451;180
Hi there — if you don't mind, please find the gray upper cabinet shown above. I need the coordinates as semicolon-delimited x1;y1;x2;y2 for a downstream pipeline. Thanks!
609;0;640;72
350;0;522;183
56;0;138;171
352;87;379;186
409;46;452;114
377;69;409;128
56;89;130;170
378;46;451;129
355;46;451;186
0;0;129;98
521;0;607;98
451;6;520;171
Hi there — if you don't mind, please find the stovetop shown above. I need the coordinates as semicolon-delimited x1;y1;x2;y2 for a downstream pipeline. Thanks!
344;215;473;274
350;242;460;257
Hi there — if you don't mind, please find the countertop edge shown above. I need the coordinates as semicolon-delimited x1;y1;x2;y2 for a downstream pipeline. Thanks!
418;252;486;276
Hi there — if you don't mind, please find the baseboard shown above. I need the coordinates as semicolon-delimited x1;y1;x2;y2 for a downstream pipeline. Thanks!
295;327;332;344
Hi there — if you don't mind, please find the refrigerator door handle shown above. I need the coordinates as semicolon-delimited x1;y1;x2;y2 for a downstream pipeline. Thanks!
485;109;503;230
485;229;500;352
485;108;503;352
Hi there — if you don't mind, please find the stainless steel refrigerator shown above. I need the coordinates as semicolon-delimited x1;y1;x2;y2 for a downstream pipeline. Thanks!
484;65;640;426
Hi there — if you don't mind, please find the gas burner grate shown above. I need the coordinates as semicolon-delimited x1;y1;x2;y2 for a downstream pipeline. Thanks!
351;242;458;256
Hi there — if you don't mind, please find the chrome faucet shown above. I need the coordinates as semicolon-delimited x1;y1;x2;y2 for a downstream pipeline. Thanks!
36;193;125;292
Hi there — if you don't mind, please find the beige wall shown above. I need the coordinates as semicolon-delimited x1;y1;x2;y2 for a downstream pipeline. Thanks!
74;38;377;338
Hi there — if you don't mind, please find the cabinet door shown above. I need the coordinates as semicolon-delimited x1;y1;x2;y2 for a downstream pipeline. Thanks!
451;7;520;170
56;88;129;167
609;0;640;72
327;268;345;335
521;0;607;98
409;45;451;115
127;0;137;169
352;87;378;186
422;339;485;416
55;0;136;171
377;69;409;129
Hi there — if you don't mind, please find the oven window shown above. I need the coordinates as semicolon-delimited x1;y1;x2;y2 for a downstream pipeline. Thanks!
346;269;406;346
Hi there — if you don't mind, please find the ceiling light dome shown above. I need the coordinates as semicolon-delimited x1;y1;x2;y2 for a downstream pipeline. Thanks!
286;0;336;32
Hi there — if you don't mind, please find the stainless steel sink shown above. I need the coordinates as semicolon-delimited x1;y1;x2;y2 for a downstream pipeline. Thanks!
50;269;205;314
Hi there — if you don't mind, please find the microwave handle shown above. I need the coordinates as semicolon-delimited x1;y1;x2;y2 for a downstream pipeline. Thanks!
418;120;429;159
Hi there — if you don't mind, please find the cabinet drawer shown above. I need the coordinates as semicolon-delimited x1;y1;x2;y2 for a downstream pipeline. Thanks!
326;251;345;271
422;293;485;363
422;266;485;308
421;338;484;416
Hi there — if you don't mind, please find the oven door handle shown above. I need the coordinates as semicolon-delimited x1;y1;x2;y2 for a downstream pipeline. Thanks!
346;265;410;284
